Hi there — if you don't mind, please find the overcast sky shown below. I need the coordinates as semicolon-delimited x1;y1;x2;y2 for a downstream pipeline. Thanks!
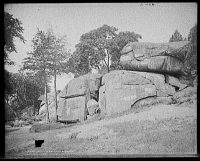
4;3;197;91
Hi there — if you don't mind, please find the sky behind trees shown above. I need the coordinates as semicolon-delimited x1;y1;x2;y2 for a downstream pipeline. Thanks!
4;3;197;90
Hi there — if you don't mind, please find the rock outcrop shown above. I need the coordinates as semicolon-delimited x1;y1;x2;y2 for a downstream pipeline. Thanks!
99;70;188;116
38;41;195;123
57;73;102;122
120;41;189;76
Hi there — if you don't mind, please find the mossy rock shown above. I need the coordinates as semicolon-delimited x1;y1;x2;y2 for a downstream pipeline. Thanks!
29;122;67;133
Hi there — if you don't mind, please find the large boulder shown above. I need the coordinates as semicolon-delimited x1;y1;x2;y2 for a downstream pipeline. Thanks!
57;73;102;121
121;41;189;61
165;75;188;91
99;85;106;117
61;96;86;122
135;72;176;97
102;70;176;97
59;73;102;99
120;55;185;76
120;41;189;75
132;96;174;113
87;99;99;116
99;70;181;116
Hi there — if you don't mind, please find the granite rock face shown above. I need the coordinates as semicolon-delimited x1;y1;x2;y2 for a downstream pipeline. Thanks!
56;74;102;122
38;41;192;122
120;41;189;76
99;70;187;116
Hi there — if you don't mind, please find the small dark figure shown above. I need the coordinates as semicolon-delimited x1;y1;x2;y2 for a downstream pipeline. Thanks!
35;140;44;147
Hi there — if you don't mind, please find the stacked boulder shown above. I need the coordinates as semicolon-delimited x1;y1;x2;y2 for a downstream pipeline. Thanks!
99;70;188;116
38;41;195;122
120;41;189;76
57;74;102;122
98;41;191;116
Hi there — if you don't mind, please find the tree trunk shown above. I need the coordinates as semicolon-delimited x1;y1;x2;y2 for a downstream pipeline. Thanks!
54;70;58;122
33;100;35;116
96;65;101;74
107;52;110;73
44;75;50;123
84;80;90;121
104;49;110;73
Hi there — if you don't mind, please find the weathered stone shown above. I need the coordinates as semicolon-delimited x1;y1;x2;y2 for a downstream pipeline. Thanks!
102;70;159;116
60;73;102;98
120;55;185;75
136;72;176;96
61;96;86;122
29;122;66;133
120;41;190;75
132;96;173;110
99;85;106;117
100;70;179;116
101;70;151;86
166;75;188;91
87;99;99;116
56;74;101;122
51;74;102;122
106;83;157;116
121;41;189;62
103;71;176;97
57;97;66;120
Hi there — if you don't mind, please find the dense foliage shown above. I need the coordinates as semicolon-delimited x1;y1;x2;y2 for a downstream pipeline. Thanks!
185;24;197;74
5;70;46;121
22;28;70;122
169;29;184;42
66;24;142;76
4;12;25;65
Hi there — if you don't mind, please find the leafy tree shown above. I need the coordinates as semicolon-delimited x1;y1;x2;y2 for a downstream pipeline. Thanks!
68;25;142;76
22;29;52;122
188;24;197;45
5;70;44;121
169;29;183;42
66;43;92;77
23;70;51;95
184;23;197;75
22;28;70;122
45;28;70;121
5;69;17;120
4;12;25;65
74;24;118;74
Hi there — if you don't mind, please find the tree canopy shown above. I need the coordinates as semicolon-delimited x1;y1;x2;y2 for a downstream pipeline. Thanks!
5;69;45;121
169;29;183;42
4;12;25;65
67;24;142;76
22;28;70;122
184;23;197;73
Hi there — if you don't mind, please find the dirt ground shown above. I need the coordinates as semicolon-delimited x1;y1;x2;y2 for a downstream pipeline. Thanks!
5;103;197;158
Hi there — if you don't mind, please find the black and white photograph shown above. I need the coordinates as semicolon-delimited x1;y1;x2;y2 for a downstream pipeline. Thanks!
4;3;197;158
